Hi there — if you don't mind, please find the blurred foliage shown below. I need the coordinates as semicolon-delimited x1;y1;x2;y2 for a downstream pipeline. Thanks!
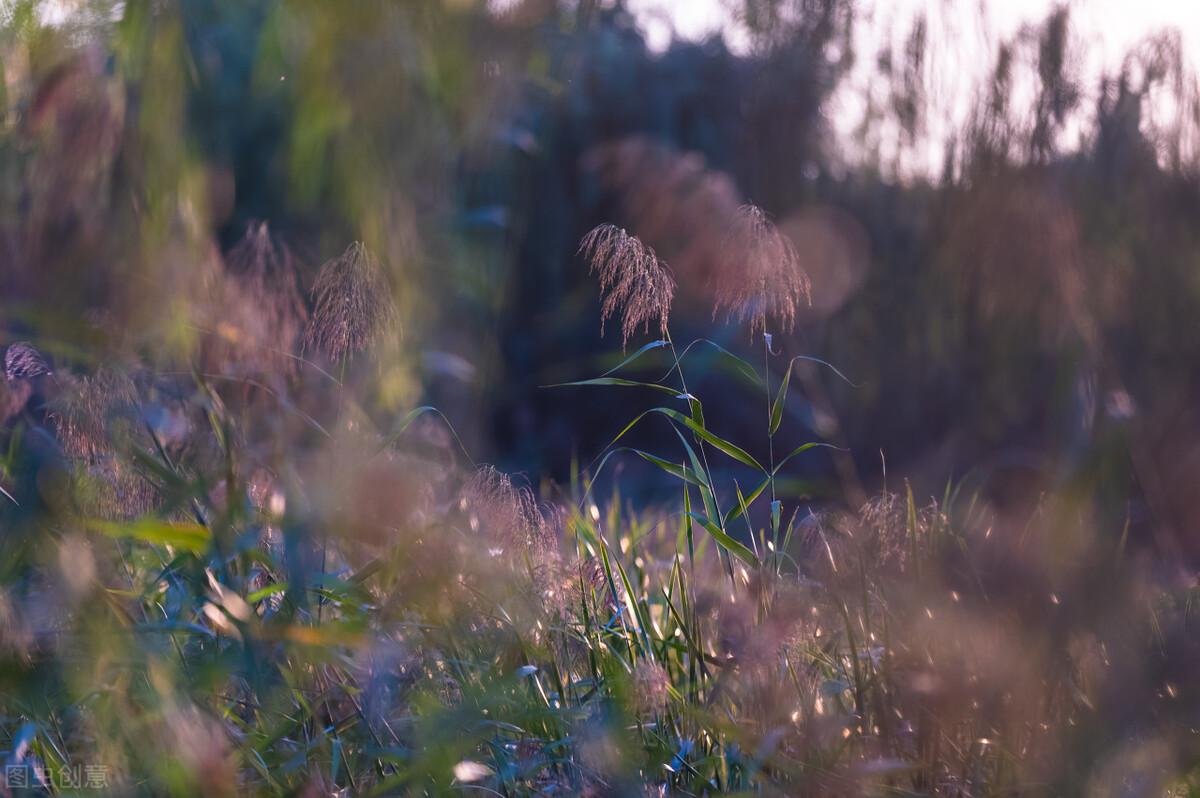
2;0;1200;795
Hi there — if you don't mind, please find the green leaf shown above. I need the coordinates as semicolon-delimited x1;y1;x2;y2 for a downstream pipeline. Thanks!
612;553;653;656
602;410;655;452
668;426;719;525
247;582;287;604
654;408;764;472
383;405;436;442
686;513;759;568
596;539;626;634
630;449;704;485
786;354;859;386
683;484;695;563
266;623;368;647
724;475;771;525
377;405;473;463
689;395;706;429
668;427;712;489
781;507;799;553
673;338;764;388
733;481;759;558
89;517;211;553
773;441;845;473
770;360;793;435
601;339;670;376
547;377;680;397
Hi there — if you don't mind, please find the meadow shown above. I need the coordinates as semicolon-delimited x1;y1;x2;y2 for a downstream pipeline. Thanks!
2;1;1200;796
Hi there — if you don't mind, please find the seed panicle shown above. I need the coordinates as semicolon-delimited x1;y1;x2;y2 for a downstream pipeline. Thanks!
50;368;138;460
579;224;675;349
304;241;398;361
5;341;52;381
714;205;811;337
208;221;309;378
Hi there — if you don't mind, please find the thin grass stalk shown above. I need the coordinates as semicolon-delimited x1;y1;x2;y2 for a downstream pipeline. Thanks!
664;329;736;584
765;334;776;507
837;597;866;728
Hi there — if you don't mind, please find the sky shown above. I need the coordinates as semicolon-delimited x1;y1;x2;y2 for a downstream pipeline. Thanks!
626;0;1200;174
627;0;1200;60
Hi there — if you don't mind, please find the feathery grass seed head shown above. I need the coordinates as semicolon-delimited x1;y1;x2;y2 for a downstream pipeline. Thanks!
5;342;52;381
714;205;811;336
51;369;139;460
462;466;552;554
304;241;397;361
218;221;308;376
631;661;672;716
579;224;675;349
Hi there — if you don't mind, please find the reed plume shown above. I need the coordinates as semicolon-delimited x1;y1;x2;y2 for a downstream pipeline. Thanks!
50;368;160;520
4;342;52;381
579;224;675;349
303;242;397;361
462;465;552;554
209;221;308;378
799;492;945;584
584;137;742;294
50;368;138;460
461;466;573;619
714;205;811;336
631;661;672;715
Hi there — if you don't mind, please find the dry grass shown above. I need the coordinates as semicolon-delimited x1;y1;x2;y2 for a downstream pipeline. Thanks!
1;299;1197;795
303;241;398;361
713;204;812;336
579;224;675;349
201;221;309;380
4;341;52;381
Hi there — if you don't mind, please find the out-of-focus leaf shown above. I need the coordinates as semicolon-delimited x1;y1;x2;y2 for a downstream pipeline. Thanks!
88;517;210;553
686;513;759;568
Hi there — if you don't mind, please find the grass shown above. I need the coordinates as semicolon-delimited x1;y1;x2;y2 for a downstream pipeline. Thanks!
2;227;1198;797
5;3;1200;794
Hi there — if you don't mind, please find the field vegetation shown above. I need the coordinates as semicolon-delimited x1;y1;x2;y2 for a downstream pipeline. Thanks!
1;1;1200;795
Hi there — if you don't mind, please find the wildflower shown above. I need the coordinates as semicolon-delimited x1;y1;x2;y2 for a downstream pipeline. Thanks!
713;205;811;336
579;224;675;349
4;342;52;381
303;241;397;361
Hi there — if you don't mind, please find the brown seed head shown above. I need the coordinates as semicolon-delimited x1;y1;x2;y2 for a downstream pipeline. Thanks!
50;369;160;520
579;224;675;349
462;466;552;554
714;205;811;336
202;219;307;379
51;369;139;460
631;661;672;715
303;242;397;361
5;342;52;381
